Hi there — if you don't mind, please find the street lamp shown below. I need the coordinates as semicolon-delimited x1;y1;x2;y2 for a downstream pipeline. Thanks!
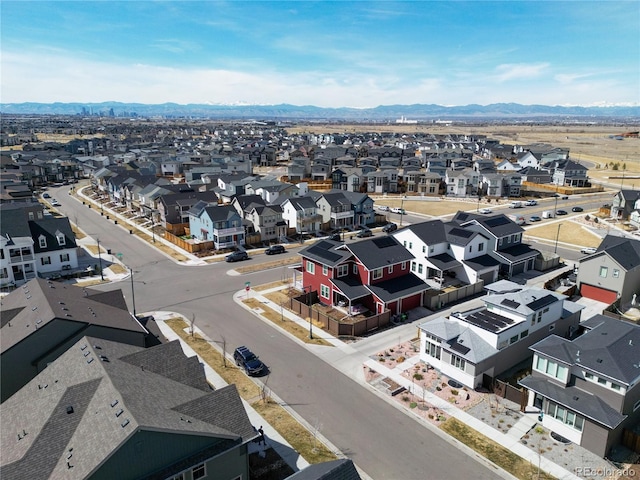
554;224;562;254
305;286;313;339
116;253;137;317
400;196;406;227
96;238;104;281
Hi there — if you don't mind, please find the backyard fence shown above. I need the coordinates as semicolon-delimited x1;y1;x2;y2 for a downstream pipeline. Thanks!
425;281;484;310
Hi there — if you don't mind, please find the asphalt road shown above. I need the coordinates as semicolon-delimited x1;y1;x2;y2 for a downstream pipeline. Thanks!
54;185;500;480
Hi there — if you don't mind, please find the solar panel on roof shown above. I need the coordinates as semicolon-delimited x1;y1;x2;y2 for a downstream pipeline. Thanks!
527;295;556;311
485;217;510;227
448;228;473;238
501;299;521;309
307;243;342;262
450;342;470;355
372;237;396;248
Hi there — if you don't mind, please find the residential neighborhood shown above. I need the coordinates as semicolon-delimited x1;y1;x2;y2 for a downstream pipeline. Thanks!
1;116;639;480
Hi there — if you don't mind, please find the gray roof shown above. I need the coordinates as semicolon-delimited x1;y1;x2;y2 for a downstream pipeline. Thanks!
366;273;429;303
452;211;524;238
595;234;640;271
29;217;78;253
519;375;626;429
287;458;361;480
425;253;461;271
347;237;414;270
330;277;370;301
531;314;640;385
1;278;148;354
484;287;565;319
418;317;496;364
396;219;448;244
0;336;255;479
299;240;352;267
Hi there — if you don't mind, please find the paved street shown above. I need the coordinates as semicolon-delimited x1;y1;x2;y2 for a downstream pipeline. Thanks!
56;185;502;479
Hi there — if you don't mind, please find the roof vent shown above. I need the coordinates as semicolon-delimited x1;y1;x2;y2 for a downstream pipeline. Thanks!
100;355;109;362
115;408;124;417
121;419;130;428
630;339;634;346
65;314;72;317
86;357;94;364
83;351;90;357
59;301;65;305
66;406;74;414
80;344;87;350
93;344;102;350
573;396;579;401
596;358;603;363
110;399;119;408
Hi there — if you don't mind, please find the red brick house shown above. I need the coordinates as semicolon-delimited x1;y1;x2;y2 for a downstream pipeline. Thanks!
298;237;430;316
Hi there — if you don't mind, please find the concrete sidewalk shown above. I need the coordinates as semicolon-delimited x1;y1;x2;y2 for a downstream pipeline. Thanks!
236;286;582;480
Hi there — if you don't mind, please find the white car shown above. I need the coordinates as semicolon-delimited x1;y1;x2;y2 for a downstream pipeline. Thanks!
377;205;390;212
580;247;597;254
479;208;492;214
524;200;538;206
50;199;61;206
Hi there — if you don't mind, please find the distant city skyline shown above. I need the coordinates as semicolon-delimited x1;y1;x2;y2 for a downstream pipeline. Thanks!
2;1;638;108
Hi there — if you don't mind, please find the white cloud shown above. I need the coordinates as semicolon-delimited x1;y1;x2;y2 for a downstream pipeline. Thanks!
494;63;550;82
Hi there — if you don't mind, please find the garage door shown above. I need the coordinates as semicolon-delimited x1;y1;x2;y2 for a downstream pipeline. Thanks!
512;262;525;275
479;271;495;285
580;284;618;304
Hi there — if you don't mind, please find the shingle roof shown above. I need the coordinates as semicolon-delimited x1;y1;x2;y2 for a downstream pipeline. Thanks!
346;236;414;270
287;458;361;480
397;219;448;244
299;240;352;267
367;273;429;303
0;336;255;479
596;235;640;271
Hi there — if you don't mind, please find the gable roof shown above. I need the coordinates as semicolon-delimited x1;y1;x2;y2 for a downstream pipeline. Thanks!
0;336;255;479
595;234;640;271
451;211;523;237
347;236;414;270
299;240;351;267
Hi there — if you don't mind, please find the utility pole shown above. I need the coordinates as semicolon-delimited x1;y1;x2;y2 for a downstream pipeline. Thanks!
96;238;104;281
554;224;562;254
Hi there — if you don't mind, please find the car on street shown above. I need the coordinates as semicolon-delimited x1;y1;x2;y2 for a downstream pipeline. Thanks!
382;222;397;233
42;193;51;198
377;205;390;212
529;215;541;222
580;247;597;254
233;346;267;376
329;232;342;241
225;251;249;262
556;209;568;215
524;200;538;206
356;228;372;238
479;208;492;214
265;245;285;255
572;206;584;212
390;207;406;214
50;199;61;206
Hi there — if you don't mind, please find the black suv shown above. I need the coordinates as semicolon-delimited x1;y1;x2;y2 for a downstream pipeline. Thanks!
265;245;285;255
356;228;372;238
233;346;266;376
226;251;249;262
382;222;397;233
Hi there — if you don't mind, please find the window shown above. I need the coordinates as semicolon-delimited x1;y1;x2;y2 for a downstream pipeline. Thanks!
534;356;567;382
611;383;621;391
418;264;423;274
450;354;465;371
429;246;434;253
171;474;185;480
468;245;472;253
425;341;441;360
549;325;555;332
192;463;206;479
306;261;315;274
478;243;484;251
322;265;328;276
337;265;348;277
613;269;620;278
520;330;529;339
387;265;393;274
60;253;70;262
546;401;584;432
411;262;416;272
28;211;35;220
41;257;51;265
597;377;607;385
409;242;412;249
353;264;358;274
372;268;383;280
599;266;608;278
56;233;66;246
39;237;47;248
510;335;518;344
634;399;640;411
585;372;594;380
320;284;330;299
401;262;406;270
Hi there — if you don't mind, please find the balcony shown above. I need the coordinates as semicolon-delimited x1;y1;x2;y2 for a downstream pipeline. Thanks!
331;210;354;220
10;254;34;263
215;226;245;237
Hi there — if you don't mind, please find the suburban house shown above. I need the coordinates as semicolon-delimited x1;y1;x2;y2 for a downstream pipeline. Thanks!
0;278;154;402
331;166;365;192
450;212;539;278
244;204;288;244
445;169;477;196
576;234;640;305
0;336;257;479
392;219;500;288
552;159;589;188
418;283;583;389
188;202;245;249
0;204;79;287
281;196;322;235
311;191;355;231
611;189;640;221
156;190;219;234
342;190;375;228
519;314;640;457
298;237;429;316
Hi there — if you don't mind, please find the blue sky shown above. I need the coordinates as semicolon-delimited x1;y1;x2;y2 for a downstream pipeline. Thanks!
2;1;638;107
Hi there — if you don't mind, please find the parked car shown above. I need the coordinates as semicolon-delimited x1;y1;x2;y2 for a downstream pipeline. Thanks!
233;346;266;376
42;193;51;199
390;207;405;214
356;228;372;238
556;210;568;215
524;200;538;206
225;251;249;262
329;232;342;241
382;222;398;233
265;245;285;255
529;215;541;222
377;205;390;212
479;208;492;214
571;206;584;212
580;247;597;254
50;199;61;206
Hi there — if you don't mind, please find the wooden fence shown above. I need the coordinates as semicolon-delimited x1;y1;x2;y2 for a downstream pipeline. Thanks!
425;281;484;310
289;293;391;337
164;231;214;253
622;429;640;453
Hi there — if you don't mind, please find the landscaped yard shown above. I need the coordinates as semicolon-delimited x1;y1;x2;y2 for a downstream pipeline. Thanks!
524;219;603;247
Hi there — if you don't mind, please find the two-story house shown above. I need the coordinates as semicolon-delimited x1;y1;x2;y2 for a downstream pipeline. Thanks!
157;190;219;234
312;192;355;231
611;189;640;221
281;197;322;235
298;237;429;316
419;283;583;390
519;315;640;457
450;211;539;278
331;167;365;192
188;202;245;249
552;159;589;188
577;234;640;305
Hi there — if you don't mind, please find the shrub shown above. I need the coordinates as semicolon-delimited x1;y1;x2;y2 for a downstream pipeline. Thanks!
451;389;459;396
396;356;406;363
410;402;417;409
428;414;434;419
585;214;590;221
402;395;410;402
499;419;504;424
436;386;442;391
389;348;394;353
378;357;385;362
438;415;446;422
413;373;423;380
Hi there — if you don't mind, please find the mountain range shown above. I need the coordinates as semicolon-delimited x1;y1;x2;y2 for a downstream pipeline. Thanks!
1;102;639;120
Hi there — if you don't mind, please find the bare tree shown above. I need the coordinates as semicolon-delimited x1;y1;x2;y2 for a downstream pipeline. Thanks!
189;313;196;338
220;335;227;367
260;375;270;403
